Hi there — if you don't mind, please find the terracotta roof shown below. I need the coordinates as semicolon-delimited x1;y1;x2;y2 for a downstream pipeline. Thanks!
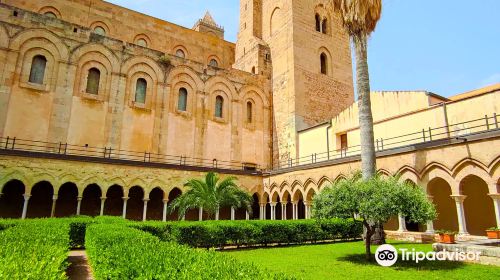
449;83;500;101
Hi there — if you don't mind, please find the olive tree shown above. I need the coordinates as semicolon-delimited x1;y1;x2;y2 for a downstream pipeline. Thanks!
313;174;436;259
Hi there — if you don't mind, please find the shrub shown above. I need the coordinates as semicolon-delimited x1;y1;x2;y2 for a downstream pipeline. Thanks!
0;219;70;279
86;223;291;280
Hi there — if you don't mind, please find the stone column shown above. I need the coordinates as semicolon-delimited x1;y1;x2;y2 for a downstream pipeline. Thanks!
451;195;468;235
245;210;250;220
215;208;220;220
281;202;287;220
270;203;277;220
292;201;298;220
162;199;168;222
397;215;408;232
21;194;30;219
199;207;203;221
489;194;500;228
122;197;129;219
260;203;266;220
76;196;83;216
304;201;312;219
426;196;435;233
231;207;235;221
142;199;149;221
100;197;106;216
50;195;58;218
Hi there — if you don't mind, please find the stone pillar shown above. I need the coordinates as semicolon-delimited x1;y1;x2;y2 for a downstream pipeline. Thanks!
283;203;287;220
199;207;203;221
142;199;149;221
76;196;83;216
21;194;30;219
292;201;298;220
397;215;408;232
162;199;168;222
451;195;468;235
260;203;266;220
488;194;500;228
50;195;58;218
215;208;220;220
100;197;106;216
122;197;129;219
245;210;249;220
270;203;276;220
304;201;312;219
231;207;235;221
426;196;435;233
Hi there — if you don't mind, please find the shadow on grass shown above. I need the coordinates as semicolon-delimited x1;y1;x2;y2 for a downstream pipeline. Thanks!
338;254;466;271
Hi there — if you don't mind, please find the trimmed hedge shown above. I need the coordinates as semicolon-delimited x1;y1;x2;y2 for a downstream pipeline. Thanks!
0;220;70;279
136;218;362;248
86;223;291;280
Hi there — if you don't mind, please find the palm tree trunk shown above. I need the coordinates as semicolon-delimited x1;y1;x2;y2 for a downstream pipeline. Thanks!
354;34;385;246
354;34;377;180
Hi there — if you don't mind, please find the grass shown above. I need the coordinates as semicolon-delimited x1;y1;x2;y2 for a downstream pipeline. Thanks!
222;241;500;280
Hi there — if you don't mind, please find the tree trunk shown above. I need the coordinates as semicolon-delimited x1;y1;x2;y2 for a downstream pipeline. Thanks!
363;221;373;260
353;34;376;180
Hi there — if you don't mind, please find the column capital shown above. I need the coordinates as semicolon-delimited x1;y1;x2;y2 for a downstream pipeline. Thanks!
52;195;58;200
303;201;312;206
291;201;299;205
122;196;130;201
162;199;169;203
270;202;277;207
23;194;31;200
100;197;107;201
488;193;500;200
77;196;83;201
280;201;288;205
427;195;434;201
450;195;467;202
259;203;267;207
143;198;150;202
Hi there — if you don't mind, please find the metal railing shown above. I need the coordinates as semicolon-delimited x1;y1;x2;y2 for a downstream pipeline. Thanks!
0;137;261;172
272;113;500;170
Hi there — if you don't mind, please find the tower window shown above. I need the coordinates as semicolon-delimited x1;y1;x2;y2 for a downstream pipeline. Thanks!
28;55;47;85
175;49;186;58
178;88;188;111
215;95;224;118
135;78;147;104
251;67;256;74
320;53;328;75
93;26;106;36
86;68;101;95
315;14;321;32
246;101;253;123
322;19;328;34
209;59;219;68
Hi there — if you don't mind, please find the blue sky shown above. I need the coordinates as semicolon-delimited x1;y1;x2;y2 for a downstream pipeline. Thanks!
107;0;500;97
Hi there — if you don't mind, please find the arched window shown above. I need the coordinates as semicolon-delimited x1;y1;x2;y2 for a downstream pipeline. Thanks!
315;14;321;32
178;88;188;111
135;78;147;104
136;39;147;47
215;95;224;118
28;55;47;85
320;53;327;75
86;68;101;95
251;67;256;74
322;19;328;34
94;26;106;36
247;101;253;123
44;12;57;19
175;49;185;58
209;59;219;68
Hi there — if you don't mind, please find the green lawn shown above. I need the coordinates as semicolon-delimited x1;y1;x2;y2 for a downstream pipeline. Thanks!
222;241;500;280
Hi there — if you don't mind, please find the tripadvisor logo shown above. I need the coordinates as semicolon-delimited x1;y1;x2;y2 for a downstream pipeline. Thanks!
375;244;481;267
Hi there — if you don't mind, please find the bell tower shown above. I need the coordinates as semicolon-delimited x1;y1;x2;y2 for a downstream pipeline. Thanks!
235;0;354;163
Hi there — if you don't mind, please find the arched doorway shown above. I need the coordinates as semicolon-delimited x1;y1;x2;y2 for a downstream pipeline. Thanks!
168;188;183;220
404;180;425;232
55;182;78;217
127;186;144;221
251;193;260;220
282;191;292;220
104;185;123;216
292;190;305;219
147;187;164;221
0;180;25;218
81;184;102;216
428;178;458;232
461;175;496;236
27;181;53;218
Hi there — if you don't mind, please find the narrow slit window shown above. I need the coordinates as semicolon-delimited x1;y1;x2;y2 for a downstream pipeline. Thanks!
86;68;101;95
247;101;253;123
135;78;147;104
28;55;47;85
320;53;327;75
178;88;188;111
322;19;328;34
315;14;321;32
215;95;224;118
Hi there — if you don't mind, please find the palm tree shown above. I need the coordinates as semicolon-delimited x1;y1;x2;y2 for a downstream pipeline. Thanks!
330;0;384;244
168;172;253;220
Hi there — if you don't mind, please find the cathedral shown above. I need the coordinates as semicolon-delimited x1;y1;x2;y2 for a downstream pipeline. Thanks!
0;1;499;238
